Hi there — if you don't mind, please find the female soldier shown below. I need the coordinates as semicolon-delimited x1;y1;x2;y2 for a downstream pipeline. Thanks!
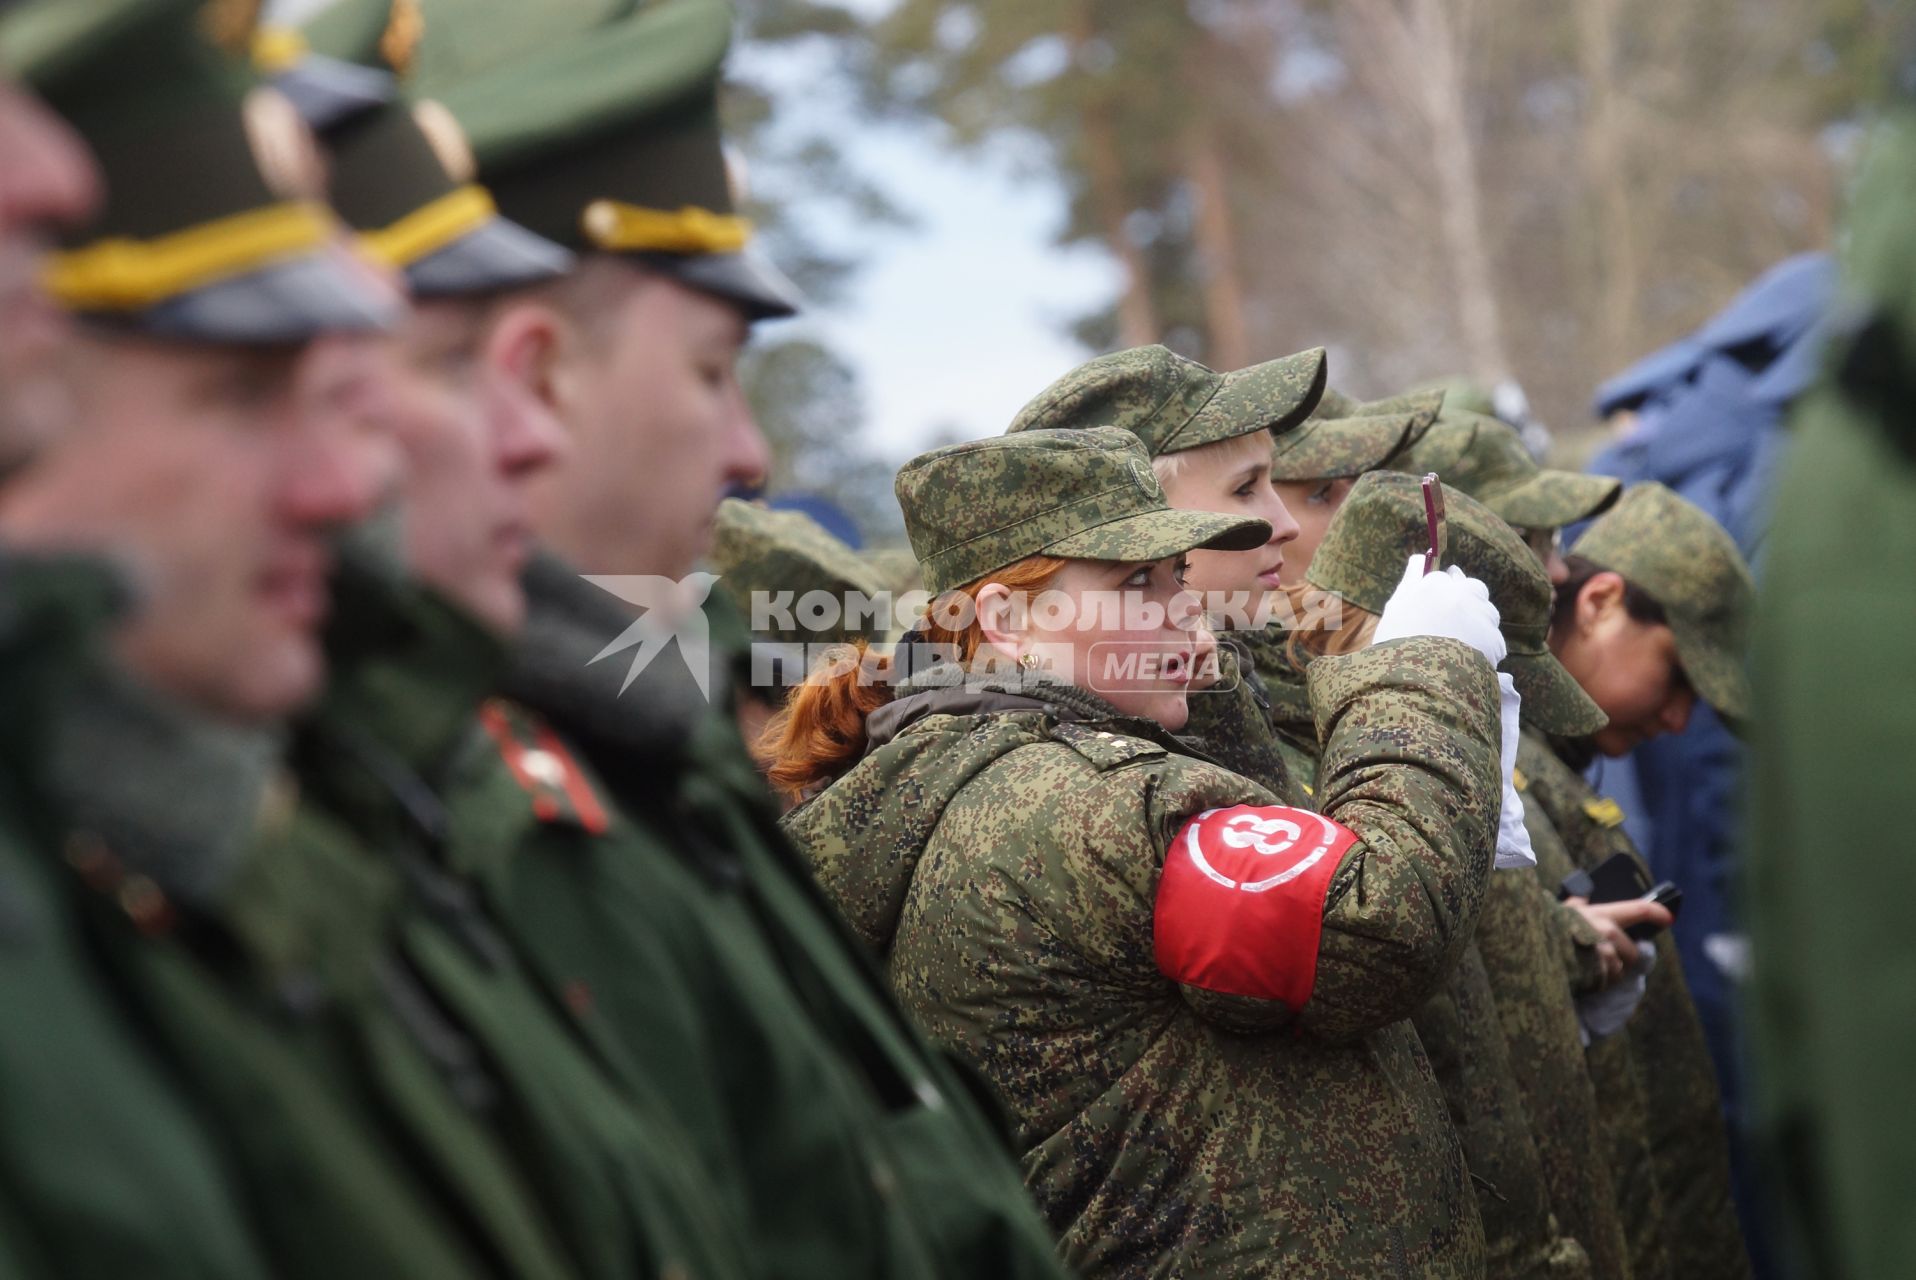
1296;471;1606;1279
1387;413;1638;1280
774;424;1511;1278
1517;483;1755;1280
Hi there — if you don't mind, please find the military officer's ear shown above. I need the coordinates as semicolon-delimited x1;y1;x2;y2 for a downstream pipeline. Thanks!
1572;570;1629;637
482;299;568;419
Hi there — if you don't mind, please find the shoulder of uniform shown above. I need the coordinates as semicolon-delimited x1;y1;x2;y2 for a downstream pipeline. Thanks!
1047;720;1169;770
475;697;612;836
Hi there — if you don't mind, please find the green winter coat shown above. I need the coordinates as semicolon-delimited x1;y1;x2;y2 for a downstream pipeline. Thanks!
490;553;1069;1280
1518;727;1750;1280
0;553;272;1280
787;637;1503;1279
40;596;572;1280
278;552;759;1280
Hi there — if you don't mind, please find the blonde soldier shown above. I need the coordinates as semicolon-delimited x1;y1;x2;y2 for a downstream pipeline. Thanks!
778;425;1510;1278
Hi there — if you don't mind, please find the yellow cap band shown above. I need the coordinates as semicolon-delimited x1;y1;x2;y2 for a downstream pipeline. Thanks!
251;27;310;74
581;200;752;255
357;185;497;271
43;201;337;312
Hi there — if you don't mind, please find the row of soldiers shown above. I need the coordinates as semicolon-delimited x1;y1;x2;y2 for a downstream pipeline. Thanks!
0;0;1813;1275
729;358;1758;1273
0;0;1068;1277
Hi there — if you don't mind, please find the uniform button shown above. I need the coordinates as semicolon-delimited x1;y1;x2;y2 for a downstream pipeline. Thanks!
870;1158;897;1200
519;749;567;787
118;875;174;936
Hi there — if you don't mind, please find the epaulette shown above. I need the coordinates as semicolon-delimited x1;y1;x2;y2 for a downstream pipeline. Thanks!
1581;797;1626;829
1049;721;1168;770
477;699;610;835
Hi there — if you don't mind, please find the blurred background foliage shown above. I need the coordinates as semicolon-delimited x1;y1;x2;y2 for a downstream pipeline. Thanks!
724;0;1914;539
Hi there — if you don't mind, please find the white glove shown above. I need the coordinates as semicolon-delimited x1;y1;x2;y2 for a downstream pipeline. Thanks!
1371;556;1507;666
1576;937;1657;1045
1493;673;1534;869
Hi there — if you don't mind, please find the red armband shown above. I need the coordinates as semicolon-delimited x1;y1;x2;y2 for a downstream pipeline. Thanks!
1153;804;1358;1009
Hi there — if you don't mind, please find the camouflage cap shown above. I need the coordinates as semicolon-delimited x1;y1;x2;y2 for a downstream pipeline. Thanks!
710;499;888;648
1004;344;1326;457
897;427;1271;595
1389;410;1620;531
1271;389;1442;482
1307;471;1606;736
1570;482;1754;723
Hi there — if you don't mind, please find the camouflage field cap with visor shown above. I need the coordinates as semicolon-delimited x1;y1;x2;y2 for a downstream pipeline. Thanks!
265;0;574;299
1307;471;1607;736
1270;388;1444;482
710;499;889;650
1390;410;1621;531
415;0;801;321
1004;344;1327;456
8;0;402;343
1569;482;1754;725
897;427;1272;596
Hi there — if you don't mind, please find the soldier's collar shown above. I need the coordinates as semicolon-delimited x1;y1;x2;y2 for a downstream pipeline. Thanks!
48;658;283;912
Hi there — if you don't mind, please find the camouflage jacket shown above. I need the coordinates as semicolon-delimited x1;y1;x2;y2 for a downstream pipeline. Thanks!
1198;628;1589;1277
1239;625;1324;791
787;637;1503;1278
1518;728;1750;1280
495;555;1069;1280
1472;859;1633;1280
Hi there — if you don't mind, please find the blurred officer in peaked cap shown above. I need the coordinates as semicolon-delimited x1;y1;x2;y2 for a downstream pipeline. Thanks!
0;0;97;466
420;0;798;584
0;0;406;725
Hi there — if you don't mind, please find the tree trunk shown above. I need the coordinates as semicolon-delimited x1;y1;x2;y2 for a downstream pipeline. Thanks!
1576;0;1642;379
1407;0;1511;380
1183;57;1250;369
1069;2;1158;347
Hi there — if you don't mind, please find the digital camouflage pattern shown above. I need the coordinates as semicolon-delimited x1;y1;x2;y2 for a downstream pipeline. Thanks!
710;498;889;648
1409;946;1593;1280
1518;727;1751;1280
1471;860;1634;1280
1386;411;1621;532
1307;471;1605;736
1236;625;1324;790
1270;408;1427;482
896;428;1269;594
1004;343;1326;455
785;633;1504;1278
1570;483;1755;724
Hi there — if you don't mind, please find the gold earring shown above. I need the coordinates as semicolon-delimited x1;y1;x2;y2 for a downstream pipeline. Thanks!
1018;652;1039;671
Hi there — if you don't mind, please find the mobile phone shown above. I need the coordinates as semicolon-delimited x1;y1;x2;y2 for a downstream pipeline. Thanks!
1421;473;1446;575
1558;851;1651;904
1625;882;1684;942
